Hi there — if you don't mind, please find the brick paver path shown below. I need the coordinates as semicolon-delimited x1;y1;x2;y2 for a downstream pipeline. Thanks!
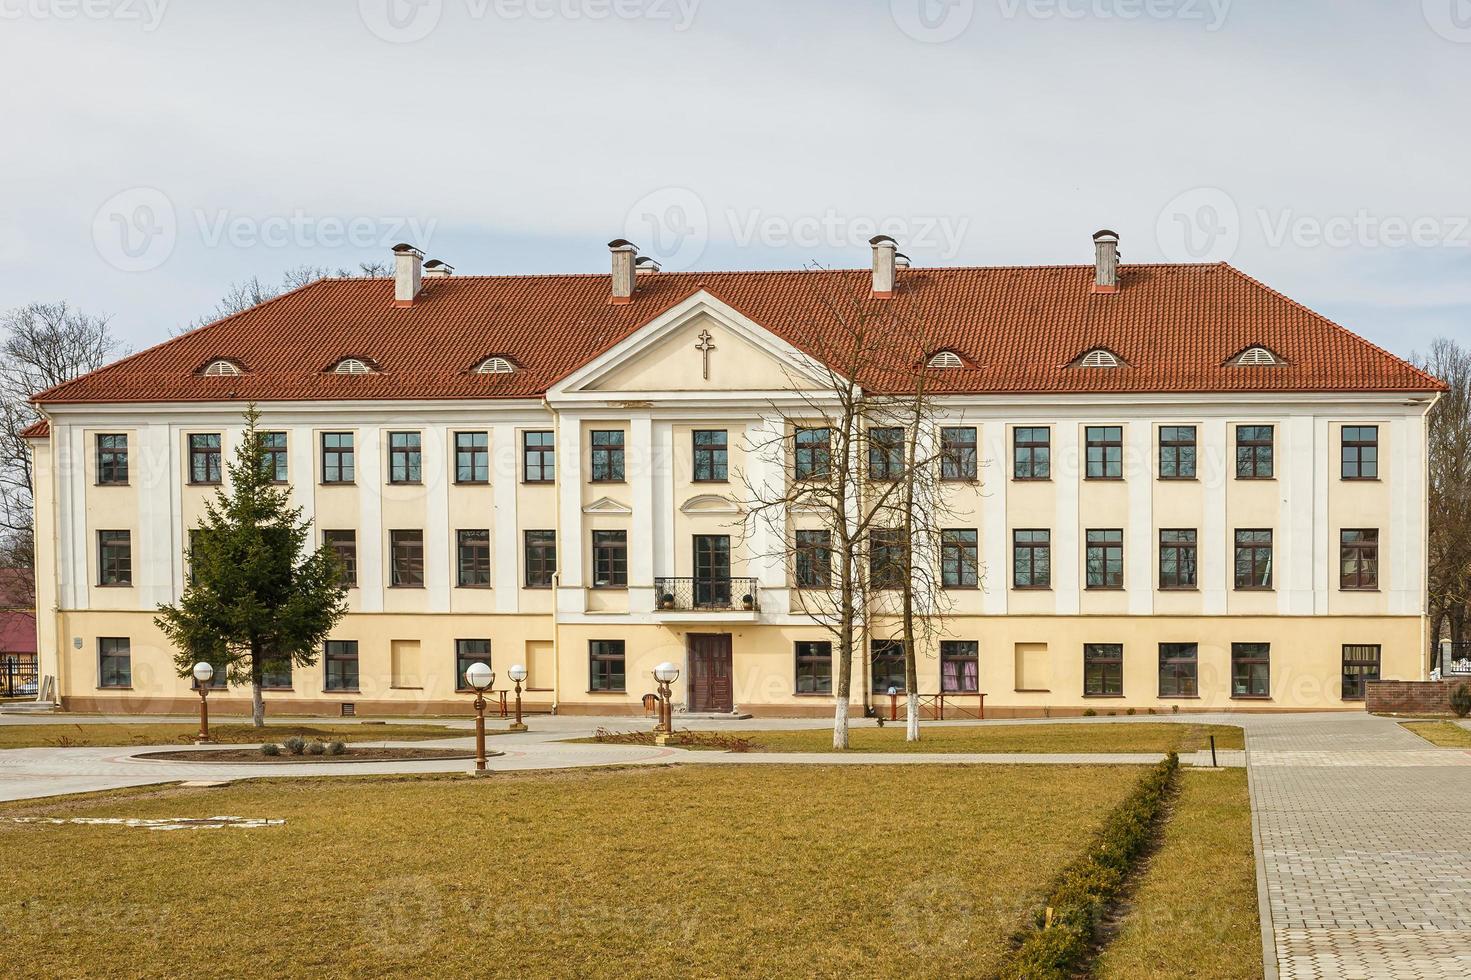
1247;714;1471;979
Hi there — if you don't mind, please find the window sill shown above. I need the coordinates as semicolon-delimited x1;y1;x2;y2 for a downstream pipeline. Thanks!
1014;688;1052;694
590;480;628;485
320;482;356;488
391;686;424;692
523;480;555;486
1085;587;1126;592
324;689;361;695
1340;588;1381;594
1084;477;1125;482
1158;695;1201;700
96;583;133;589
388;585;427;590
1083;693;1125;699
586;689;627;695
1012;477;1052;484
940;478;980;485
691;479;730;485
1235;477;1276;482
260;687;294;693
941;585;981;591
456;584;493;590
388;481;423;487
1157;476;1198;483
454;480;491;487
98;686;133;691
187;482;223;488
95;482;130;488
1159;586;1200;592
1012;586;1053;592
1234;587;1275;593
1231;695;1272;701
1341;477;1381;483
794;691;834;697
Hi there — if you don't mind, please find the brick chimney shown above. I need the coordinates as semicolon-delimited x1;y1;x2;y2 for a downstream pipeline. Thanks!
1092;229;1120;295
870;235;898;299
423;259;454;279
609;239;638;305
393;243;424;306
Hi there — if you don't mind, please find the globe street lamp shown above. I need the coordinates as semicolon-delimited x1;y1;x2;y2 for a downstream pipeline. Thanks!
192;662;215;744
465;661;496;775
653;661;680;740
507;664;529;732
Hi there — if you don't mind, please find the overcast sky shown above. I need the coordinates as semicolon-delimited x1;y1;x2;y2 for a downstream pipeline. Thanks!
1;0;1467;359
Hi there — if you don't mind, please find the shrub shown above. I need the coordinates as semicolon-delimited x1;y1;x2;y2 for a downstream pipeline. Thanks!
1125;707;1136;716
325;741;347;756
305;741;326;756
260;743;281;757
282;736;307;756
1451;683;1471;719
1082;708;1097;717
998;753;1180;979
1171;704;1180;714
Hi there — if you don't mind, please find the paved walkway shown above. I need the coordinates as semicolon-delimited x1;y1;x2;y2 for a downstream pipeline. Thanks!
1245;713;1471;979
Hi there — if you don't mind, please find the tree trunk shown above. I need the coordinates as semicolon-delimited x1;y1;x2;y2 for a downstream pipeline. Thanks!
1430;605;1446;675
906;693;919;741
250;640;265;728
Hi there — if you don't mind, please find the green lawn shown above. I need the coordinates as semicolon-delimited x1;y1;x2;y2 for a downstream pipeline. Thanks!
0;723;466;749
0;765;1143;978
1096;769;1262;978
683;722;1244;754
1400;720;1471;748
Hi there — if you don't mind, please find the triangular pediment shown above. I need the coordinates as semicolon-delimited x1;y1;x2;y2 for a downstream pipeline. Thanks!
547;291;840;404
679;493;744;515
583;496;633;515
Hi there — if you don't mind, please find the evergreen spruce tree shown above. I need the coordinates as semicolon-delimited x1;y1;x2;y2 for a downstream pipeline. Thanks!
155;407;347;727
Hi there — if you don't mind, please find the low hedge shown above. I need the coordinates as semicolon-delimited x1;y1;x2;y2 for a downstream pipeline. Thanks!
998;752;1181;979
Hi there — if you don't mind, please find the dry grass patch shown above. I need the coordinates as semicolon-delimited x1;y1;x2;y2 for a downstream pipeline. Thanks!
0;764;1143;978
1094;769;1260;979
1400;720;1471;748
699;722;1243;755
0;723;466;749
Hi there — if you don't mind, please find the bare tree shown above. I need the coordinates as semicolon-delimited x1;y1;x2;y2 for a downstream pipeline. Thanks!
1417;338;1471;671
740;270;967;748
0;302;119;555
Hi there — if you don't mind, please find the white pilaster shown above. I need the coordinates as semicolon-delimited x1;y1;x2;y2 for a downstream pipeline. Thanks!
1053;423;1079;613
1126;421;1154;615
653;421;675;578
555;415;585;614
138;423;173;607
423;425;450;612
629;415;655;611
981;420;1008;615
1201;419;1228;614
1282;416;1316;616
493;424;520;613
357;426;383;613
746;417;789;616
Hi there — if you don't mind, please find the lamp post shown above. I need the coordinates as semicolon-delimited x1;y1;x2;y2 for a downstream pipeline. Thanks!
465;661;495;775
507;664;528;732
653;661;680;743
192;662;215;744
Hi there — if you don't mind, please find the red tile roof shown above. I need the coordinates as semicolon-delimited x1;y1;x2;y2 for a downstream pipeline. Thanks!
32;263;1442;405
18;420;48;439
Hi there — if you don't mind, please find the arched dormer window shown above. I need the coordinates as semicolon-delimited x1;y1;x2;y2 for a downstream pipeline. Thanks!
1075;348;1122;369
200;359;243;377
330;358;376;376
1232;346;1282;367
474;356;517;375
926;350;963;369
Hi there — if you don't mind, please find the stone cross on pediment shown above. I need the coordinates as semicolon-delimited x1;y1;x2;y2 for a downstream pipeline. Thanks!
695;329;716;381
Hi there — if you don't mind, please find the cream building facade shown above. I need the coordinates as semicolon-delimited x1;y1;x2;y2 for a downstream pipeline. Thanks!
25;234;1442;717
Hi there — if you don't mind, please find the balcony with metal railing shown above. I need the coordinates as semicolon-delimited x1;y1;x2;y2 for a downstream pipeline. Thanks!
652;577;760;621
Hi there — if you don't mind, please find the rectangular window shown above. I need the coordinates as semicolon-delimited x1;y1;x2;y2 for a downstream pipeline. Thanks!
795;641;833;694
98;637;131;688
1085;426;1123;480
324;639;360;692
323;530;357;588
592;530;628;588
1159;529;1198;590
1085;529;1124;590
1159;642;1199;698
941;640;979;693
1014;427;1051;480
261;658;293;690
1234;529;1274;590
1013;529;1051;589
941;426;978;481
794;529;832;589
1084;643;1124;697
97;530;132;586
388;431;422;484
1340;529;1380;591
692;429;729;482
793;427;831;481
1236;425;1274;479
1342;426;1379;480
456;529;492;588
523;431;555;483
1231;642;1271;699
188;433;222;485
389;530;424;588
1341;644;1381;700
869;527;906;590
589;639;626;692
321;432;355;484
260;432;288;483
1158;425;1197;480
455;431;490;484
524;530;557;588
941;529;979;588
868;427;905;481
590;430;626;483
96;434;129;485
871;639;907;694
455;638;492;691
190;651;227;690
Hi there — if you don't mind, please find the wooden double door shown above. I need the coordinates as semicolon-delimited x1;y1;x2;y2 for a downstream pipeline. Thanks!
686;633;733;713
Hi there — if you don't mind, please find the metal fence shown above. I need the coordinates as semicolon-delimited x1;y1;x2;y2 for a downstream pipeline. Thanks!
0;654;38;698
654;577;760;612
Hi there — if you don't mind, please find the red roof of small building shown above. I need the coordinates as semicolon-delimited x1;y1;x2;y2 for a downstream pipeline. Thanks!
18;419;49;439
31;263;1443;404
